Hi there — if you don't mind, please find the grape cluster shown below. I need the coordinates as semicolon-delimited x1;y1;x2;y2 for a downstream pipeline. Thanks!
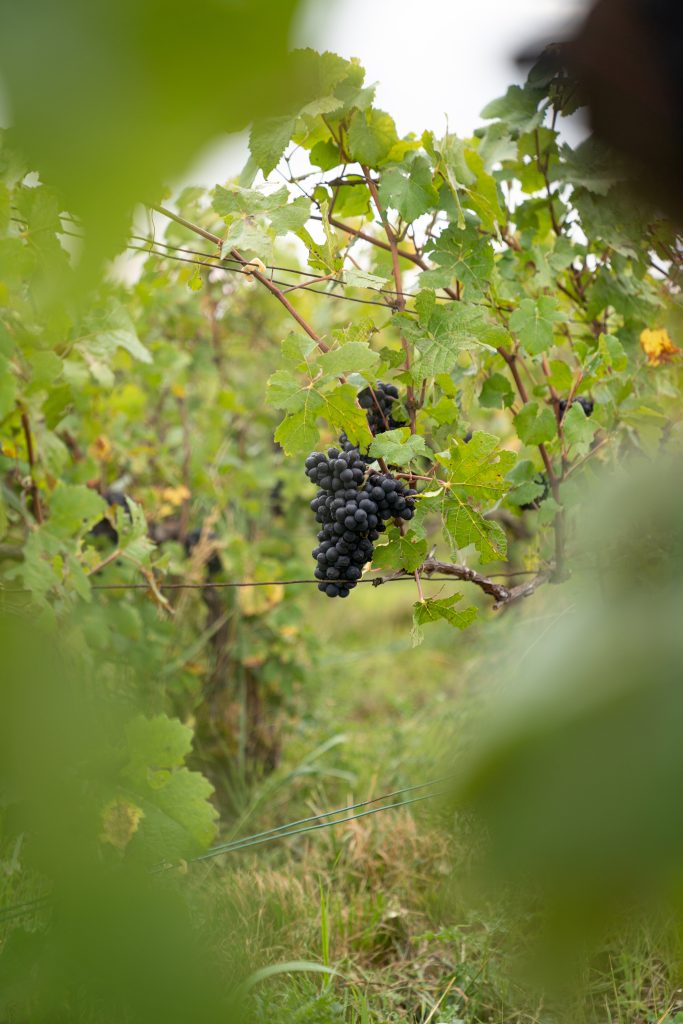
359;382;404;435
339;382;405;459
305;446;417;598
559;396;594;419
520;472;550;512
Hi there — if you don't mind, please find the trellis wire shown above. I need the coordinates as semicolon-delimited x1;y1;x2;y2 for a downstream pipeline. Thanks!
1;780;448;919
189;776;451;862
0;567;540;597
188;789;446;864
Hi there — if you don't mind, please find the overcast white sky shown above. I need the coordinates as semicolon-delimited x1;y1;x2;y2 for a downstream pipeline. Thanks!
186;0;590;187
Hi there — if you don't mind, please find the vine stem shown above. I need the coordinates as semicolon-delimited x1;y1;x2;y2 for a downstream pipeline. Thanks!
20;409;43;524
150;205;330;353
496;344;566;579
360;165;418;431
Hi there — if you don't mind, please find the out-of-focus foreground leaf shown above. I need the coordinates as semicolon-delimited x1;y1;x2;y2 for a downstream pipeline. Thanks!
0;615;243;1022
0;0;304;275
451;456;683;971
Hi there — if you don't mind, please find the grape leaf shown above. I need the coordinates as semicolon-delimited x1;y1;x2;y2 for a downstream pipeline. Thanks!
79;305;152;365
398;297;506;381
122;714;218;860
47;484;106;538
378;154;439;222
557;138;625;196
373;529;427;573
480;372;514;409
412;593;478;645
266;370;312;412
0;356;16;420
505;459;548;507
321;384;373;448
368;428;430;466
563;403;598;455
281;332;317;369
514;402;557;445
249;116;296;176
273;390;325;455
343;268;388;292
444;499;508;563
480;85;546;133
318;342;380;377
421;225;494;296
124;714;193;774
509;296;564;355
435;432;515;562
346;109;398;167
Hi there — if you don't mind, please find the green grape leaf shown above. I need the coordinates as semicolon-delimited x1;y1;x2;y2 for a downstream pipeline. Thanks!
334;177;373;217
310;138;342;170
596;333;628;376
266;370;312;412
123;714;218;860
269;196;311;235
136;767;217;860
506;459;547;507
421;225;494;296
378;154;439;222
47;484;106;538
480;84;546;133
331;318;378;345
557;138;625;196
124;714;193;776
249;115;296;175
435;432;515;562
509;296;564;355
398;296;506;381
213;183;284;218
281;332;317;370
79;305;152;365
368;428;430;466
423;395;459;425
343;267;388;292
346;108;398;167
444;500;508;563
322;384;373;449
0;356;16;420
412;593;477;645
462;147;506;232
514;402;557;445
373;529;427;573
273;390;325;455
479;372;515;409
318;342;380;377
547;359;574;391
563;402;598;455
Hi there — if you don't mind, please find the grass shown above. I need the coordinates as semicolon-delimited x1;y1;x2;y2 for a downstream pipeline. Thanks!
189;582;683;1023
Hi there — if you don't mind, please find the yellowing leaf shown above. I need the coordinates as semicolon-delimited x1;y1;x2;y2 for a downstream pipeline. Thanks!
161;485;191;506
89;435;112;461
100;797;144;852
640;328;680;367
238;580;285;616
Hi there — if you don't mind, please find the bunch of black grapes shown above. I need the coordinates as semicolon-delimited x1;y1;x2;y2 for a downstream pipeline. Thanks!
184;528;222;575
359;382;405;434
89;490;131;545
559;396;594;419
339;382;405;457
305;445;417;598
